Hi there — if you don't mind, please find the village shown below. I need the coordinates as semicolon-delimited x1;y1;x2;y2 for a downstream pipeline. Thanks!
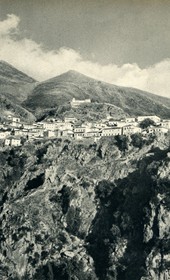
0;99;169;147
0;114;169;147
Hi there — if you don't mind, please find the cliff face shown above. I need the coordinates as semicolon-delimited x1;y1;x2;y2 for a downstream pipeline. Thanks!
0;138;169;280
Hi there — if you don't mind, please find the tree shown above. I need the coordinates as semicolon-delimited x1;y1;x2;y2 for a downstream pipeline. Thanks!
131;133;144;148
115;135;129;152
139;118;156;129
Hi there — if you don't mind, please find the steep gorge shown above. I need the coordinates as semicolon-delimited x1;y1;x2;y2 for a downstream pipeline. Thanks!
0;137;169;280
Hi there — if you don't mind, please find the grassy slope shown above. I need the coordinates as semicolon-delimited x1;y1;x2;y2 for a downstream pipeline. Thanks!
0;60;37;103
25;70;170;118
0;61;37;121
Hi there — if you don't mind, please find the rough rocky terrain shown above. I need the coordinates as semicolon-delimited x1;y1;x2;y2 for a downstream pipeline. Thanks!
0;135;169;280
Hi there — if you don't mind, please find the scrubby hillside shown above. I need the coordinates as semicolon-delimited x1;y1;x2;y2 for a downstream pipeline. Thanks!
0;61;36;102
35;102;127;122
0;61;37;121
24;70;170;119
0;95;36;122
0;136;169;280
1;61;170;120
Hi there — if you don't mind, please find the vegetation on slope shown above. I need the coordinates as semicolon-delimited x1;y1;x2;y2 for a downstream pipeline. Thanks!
0;136;169;280
24;70;170;118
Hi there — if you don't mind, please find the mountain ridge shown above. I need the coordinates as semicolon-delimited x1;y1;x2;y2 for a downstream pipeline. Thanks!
40;69;170;107
0;61;170;120
24;69;170;119
0;60;36;84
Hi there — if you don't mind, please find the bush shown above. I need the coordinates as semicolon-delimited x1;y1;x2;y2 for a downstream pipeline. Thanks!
139;118;156;129
95;180;115;202
115;135;129;152
131;133;144;148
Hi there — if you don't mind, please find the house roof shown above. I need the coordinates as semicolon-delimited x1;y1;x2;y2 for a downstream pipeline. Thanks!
103;127;122;130
5;136;21;140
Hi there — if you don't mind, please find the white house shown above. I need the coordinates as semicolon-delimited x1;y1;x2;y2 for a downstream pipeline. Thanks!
93;122;106;129
62;130;74;138
113;121;127;127
12;117;20;123
84;130;101;138
74;126;86;133
101;127;122;137
133;127;142;133
122;125;142;135
64;117;77;123
154;127;168;135
74;131;85;140
122;126;134;135
108;119;117;126
0;130;11;139
22;123;35;130
70;98;91;108
10;117;21;128
43;130;56;138
160;120;170;129
42;122;56;131
4;137;21;147
0;132;7;139
125;117;136;123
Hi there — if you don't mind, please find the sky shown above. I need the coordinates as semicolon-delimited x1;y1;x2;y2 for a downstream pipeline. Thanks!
0;0;170;98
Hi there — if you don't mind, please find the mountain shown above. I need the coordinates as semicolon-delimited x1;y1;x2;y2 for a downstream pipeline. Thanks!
0;61;37;121
0;60;36;102
0;61;170;120
24;70;170;119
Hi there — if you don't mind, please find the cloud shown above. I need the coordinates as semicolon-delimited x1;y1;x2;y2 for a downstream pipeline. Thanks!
0;14;20;36
0;14;170;98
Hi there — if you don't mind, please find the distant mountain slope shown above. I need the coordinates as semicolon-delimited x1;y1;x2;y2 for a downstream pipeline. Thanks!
24;70;170;118
0;94;36;122
0;61;37;102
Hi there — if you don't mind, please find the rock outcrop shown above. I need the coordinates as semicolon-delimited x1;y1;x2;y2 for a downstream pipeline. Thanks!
0;137;169;280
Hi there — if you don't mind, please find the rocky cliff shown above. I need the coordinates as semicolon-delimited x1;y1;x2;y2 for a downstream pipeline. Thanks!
0;137;169;280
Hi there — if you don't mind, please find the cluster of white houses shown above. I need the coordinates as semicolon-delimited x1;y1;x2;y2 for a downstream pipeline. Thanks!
0;114;169;147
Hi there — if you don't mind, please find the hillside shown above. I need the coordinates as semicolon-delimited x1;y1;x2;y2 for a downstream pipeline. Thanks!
0;61;37;121
24;70;170;119
0;61;170;121
0;61;36;103
0;94;36;122
35;102;128;122
0;137;169;279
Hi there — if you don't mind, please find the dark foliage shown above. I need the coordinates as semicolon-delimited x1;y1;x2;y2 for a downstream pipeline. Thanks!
131;133;144;148
139;118;156;129
24;173;45;191
114;135;129;152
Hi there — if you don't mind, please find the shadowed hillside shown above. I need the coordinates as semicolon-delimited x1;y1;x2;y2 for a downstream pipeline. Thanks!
0;137;169;279
0;61;37;121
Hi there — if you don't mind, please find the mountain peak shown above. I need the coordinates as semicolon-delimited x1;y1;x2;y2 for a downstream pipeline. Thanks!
44;69;98;85
58;69;90;79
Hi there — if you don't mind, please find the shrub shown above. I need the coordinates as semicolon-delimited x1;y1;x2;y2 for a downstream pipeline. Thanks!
131;133;144;148
115;135;129;152
139;118;156;129
95;180;115;202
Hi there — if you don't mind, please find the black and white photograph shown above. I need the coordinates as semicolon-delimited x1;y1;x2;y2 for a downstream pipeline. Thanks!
0;0;170;279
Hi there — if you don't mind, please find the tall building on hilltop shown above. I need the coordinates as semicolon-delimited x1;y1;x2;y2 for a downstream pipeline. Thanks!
70;98;91;108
